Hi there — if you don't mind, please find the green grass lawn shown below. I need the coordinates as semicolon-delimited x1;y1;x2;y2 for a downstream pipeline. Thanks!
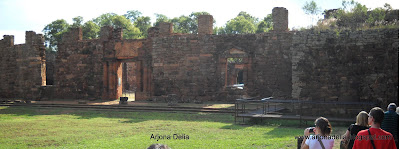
0;106;348;149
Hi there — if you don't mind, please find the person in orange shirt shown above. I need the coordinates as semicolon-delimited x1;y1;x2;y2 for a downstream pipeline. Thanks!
353;107;397;149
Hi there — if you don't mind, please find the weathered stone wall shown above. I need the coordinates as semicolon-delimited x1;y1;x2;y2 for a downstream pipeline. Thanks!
291;29;399;105
150;32;293;101
250;32;293;98
0;32;45;99
151;34;218;100
0;7;397;105
54;27;150;100
55;28;104;99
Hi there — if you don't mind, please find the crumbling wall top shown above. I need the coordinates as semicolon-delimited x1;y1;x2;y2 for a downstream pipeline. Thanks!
62;28;82;43
1;35;14;47
198;15;213;35
159;22;173;36
100;26;123;41
25;31;44;46
148;27;160;38
272;7;289;32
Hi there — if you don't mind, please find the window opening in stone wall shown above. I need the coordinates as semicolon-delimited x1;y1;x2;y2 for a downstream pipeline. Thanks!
45;51;56;85
226;57;244;90
122;62;137;101
237;70;244;84
227;58;243;63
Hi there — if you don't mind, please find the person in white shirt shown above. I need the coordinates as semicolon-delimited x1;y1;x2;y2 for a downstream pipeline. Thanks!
301;117;334;149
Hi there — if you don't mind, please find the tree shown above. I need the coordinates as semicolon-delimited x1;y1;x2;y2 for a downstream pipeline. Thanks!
111;15;142;39
256;14;273;33
124;10;142;22
93;13;118;27
341;0;357;12
302;0;321;25
335;1;368;29
153;13;170;27
367;7;386;26
213;26;226;35
71;16;83;28
93;13;142;39
237;11;258;26
171;15;192;33
323;1;396;30
224;12;257;34
124;10;152;38
82;21;100;39
42;19;69;51
134;16;152;37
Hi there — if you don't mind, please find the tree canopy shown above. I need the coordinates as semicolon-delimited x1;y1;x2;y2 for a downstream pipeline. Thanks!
321;1;397;30
42;3;397;51
302;0;322;25
42;19;69;51
43;10;276;51
216;12;272;34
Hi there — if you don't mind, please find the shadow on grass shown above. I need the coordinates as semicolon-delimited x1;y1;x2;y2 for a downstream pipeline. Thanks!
263;126;304;139
220;124;249;130
0;105;352;131
0;106;234;124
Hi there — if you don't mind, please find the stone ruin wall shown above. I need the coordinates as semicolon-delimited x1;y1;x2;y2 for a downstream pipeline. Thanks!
0;7;398;105
150;32;294;101
0;32;45;99
54;28;105;99
292;29;399;105
54;27;152;100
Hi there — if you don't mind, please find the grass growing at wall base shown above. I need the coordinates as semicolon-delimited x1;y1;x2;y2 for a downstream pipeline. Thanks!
0;106;347;148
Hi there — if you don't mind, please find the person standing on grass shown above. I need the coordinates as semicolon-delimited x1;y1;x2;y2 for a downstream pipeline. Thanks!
352;107;397;149
381;103;399;148
301;117;334;149
341;111;369;149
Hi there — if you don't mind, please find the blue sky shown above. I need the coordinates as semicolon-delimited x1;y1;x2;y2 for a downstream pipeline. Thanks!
0;0;398;44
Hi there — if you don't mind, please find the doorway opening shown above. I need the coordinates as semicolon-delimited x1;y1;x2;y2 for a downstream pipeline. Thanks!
227;57;244;89
122;62;137;101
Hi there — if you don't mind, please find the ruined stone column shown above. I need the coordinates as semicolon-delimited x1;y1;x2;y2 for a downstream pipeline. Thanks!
100;26;113;41
2;35;14;47
272;7;288;32
159;22;173;36
113;28;123;40
198;15;213;35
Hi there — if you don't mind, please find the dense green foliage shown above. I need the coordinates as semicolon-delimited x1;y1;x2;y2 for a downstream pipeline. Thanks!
215;12;272;35
153;12;213;34
316;1;398;30
256;14;273;33
82;21;100;40
42;19;69;51
43;2;397;51
42;10;274;51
